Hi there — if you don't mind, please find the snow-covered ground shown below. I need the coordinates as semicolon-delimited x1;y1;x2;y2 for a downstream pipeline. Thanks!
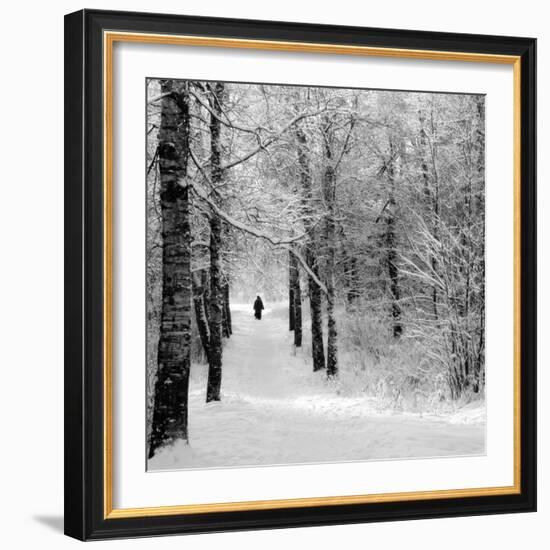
149;303;485;471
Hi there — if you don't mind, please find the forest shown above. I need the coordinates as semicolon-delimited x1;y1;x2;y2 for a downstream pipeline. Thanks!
146;78;486;466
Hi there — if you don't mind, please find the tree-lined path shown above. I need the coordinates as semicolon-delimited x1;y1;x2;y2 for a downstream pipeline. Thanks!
150;304;485;470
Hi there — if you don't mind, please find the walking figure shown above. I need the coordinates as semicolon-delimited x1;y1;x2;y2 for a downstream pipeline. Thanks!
253;295;265;320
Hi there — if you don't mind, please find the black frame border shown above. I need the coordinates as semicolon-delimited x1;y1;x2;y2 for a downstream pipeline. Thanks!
64;9;537;541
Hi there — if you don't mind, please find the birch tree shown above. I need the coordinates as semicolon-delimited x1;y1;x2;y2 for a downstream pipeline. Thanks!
149;80;192;458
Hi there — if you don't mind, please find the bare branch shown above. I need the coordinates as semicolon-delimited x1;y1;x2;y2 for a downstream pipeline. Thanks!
147;92;171;105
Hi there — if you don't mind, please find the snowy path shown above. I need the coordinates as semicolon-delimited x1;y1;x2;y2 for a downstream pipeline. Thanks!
150;303;485;470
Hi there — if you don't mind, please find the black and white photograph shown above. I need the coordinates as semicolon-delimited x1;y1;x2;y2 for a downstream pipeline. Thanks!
146;79;487;471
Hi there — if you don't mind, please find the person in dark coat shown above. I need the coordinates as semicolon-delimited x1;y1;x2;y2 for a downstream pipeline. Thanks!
253;295;265;320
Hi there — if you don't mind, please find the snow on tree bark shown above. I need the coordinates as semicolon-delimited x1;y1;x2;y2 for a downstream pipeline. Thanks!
289;248;303;347
192;269;211;363
149;80;192;458
288;255;295;332
296;124;326;371
322;120;338;377
206;82;225;403
225;281;232;336
222;279;232;338
385;138;403;339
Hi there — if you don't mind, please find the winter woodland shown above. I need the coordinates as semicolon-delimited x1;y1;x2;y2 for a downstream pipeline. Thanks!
146;79;486;470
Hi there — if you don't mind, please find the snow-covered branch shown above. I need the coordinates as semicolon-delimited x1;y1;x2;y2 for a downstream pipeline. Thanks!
187;179;328;294
219;106;331;171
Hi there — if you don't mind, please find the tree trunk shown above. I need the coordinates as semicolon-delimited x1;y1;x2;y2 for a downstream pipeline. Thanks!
288;254;295;331
385;139;402;338
342;250;358;309
350;256;359;304
192;269;210;363
309;266;325;371
206;82;225;403
221;286;228;338
224;280;232;336
322;127;338;377
221;279;231;338
289;248;302;347
206;215;223;402
149;81;192;458
202;268;211;326
296;125;325;371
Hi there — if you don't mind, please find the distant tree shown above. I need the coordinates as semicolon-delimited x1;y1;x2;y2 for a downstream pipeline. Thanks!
383;136;403;338
288;248;302;347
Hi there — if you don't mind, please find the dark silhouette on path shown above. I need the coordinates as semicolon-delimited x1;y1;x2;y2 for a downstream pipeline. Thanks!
253;295;265;320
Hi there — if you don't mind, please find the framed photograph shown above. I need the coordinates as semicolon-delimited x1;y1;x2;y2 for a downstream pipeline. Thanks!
64;9;536;540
